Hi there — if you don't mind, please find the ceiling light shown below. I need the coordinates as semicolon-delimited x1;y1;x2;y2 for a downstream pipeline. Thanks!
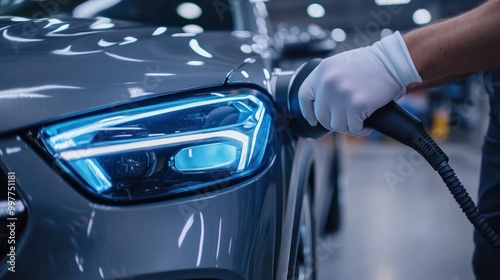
290;26;300;36
413;9;431;25
307;3;325;18
177;2;202;20
331;28;346;42
308;24;326;38
375;0;410;6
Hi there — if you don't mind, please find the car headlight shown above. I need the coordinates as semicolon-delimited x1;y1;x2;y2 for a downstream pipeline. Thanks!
39;91;278;202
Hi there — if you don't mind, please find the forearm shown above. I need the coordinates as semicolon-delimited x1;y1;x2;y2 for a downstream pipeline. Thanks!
404;0;500;81
407;73;473;92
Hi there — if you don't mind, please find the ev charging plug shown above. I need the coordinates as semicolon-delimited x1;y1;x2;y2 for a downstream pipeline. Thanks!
275;58;500;254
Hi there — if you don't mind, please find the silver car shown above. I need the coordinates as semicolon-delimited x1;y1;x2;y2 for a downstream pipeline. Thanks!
0;1;340;279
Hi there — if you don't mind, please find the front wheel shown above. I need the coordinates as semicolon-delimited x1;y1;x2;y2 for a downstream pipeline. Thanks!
289;189;315;280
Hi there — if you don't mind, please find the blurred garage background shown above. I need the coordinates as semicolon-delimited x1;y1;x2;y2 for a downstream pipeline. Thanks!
266;0;487;279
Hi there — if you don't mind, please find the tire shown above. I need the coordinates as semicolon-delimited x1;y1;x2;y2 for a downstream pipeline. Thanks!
289;189;316;280
325;134;341;234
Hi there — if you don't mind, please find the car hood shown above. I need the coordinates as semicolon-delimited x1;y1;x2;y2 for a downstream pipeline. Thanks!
0;17;264;133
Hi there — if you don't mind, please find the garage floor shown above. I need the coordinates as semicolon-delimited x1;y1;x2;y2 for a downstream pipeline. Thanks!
317;139;482;280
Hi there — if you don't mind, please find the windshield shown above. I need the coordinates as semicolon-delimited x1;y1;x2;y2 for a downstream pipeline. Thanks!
0;0;247;32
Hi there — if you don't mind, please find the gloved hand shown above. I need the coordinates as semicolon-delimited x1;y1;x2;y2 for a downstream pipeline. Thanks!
298;31;422;136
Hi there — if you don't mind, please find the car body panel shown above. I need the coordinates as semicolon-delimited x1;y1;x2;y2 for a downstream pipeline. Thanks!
0;136;289;279
0;17;261;134
226;57;271;91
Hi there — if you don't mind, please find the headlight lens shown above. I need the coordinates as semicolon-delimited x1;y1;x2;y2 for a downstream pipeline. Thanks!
39;91;277;202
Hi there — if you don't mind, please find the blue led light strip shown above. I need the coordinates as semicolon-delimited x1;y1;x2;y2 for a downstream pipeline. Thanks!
59;130;250;172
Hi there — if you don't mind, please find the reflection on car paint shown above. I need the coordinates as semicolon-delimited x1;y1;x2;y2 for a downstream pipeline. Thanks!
52;45;103;56
178;213;194;248
5;147;21;154
9;16;30;22
187;60;204;66
48;24;70;34
89;17;115;30
98;39;118;47
144;72;176;77
43;18;64;28
152;26;167;36
3;29;43;42
177;211;206;267
119;36;137;45
0;85;81;99
105;52;144;62
189;39;213;58
86;210;96;237
197;212;205;267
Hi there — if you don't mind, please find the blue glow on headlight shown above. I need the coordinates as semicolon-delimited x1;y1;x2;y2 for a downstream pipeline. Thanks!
39;91;277;201
174;143;238;173
72;158;112;193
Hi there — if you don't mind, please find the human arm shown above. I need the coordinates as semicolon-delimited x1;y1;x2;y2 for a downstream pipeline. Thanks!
299;0;500;136
405;0;500;81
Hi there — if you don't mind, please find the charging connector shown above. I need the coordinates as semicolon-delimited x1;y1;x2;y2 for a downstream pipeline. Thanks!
276;59;500;254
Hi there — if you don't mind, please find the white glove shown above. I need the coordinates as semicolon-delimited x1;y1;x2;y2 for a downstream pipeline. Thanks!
299;31;422;136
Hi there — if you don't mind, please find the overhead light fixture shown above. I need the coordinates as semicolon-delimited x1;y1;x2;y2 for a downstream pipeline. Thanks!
307;24;325;38
413;9;432;25
375;0;411;6
331;28;346;42
307;3;325;18
177;2;202;20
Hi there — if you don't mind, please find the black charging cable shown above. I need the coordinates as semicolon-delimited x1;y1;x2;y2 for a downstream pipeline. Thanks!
278;58;500;254
366;101;500;254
